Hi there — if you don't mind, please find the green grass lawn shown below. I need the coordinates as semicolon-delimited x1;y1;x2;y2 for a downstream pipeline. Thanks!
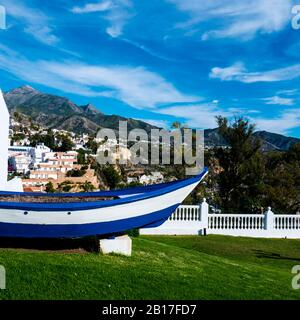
0;235;299;300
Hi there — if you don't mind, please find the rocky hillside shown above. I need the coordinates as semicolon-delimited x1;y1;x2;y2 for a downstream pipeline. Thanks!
4;86;157;134
204;128;300;151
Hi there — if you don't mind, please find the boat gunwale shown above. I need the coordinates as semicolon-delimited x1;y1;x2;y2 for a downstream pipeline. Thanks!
0;168;208;212
1;174;194;198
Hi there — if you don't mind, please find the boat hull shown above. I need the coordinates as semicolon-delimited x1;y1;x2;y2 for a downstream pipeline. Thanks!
0;169;208;238
0;204;178;238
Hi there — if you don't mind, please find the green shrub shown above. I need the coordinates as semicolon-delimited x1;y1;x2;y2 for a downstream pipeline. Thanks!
126;229;140;237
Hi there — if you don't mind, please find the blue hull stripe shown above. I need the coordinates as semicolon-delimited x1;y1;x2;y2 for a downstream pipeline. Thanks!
0;168;208;212
0;204;179;238
0;167;208;198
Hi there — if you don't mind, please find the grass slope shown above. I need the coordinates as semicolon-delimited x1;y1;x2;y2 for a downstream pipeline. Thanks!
0;235;299;300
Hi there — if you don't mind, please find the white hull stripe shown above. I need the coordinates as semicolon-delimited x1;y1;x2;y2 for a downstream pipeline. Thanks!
0;182;199;225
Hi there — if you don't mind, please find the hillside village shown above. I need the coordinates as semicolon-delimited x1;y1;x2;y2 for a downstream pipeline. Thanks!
8;114;167;192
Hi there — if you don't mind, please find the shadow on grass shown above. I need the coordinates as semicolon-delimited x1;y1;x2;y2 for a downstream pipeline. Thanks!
0;237;99;253
253;249;300;262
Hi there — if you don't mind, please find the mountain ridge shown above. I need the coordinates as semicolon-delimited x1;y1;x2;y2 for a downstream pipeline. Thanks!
4;86;157;135
4;86;300;151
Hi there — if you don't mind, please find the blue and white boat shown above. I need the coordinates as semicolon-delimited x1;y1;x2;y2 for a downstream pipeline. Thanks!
0;168;208;238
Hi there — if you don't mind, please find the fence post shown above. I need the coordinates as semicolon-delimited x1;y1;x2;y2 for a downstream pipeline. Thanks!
201;198;209;235
264;207;274;232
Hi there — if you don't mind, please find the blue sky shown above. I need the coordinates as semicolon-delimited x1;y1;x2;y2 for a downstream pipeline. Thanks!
1;1;300;136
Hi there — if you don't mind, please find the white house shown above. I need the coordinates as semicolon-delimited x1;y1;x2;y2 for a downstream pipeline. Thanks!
30;143;52;165
10;154;32;174
139;175;152;185
8;146;34;174
151;172;164;183
139;172;164;185
127;176;139;184
8;146;33;155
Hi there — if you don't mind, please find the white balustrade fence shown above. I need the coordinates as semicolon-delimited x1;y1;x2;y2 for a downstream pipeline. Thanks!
274;215;300;230
169;205;201;222
141;205;203;235
140;200;300;238
208;214;265;230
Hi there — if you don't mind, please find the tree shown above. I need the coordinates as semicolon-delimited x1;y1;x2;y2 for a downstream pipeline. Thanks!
12;133;26;144
77;148;86;164
57;181;74;193
80;181;95;192
57;135;75;152
30;131;56;149
262;144;300;213
215;116;265;213
102;165;121;189
13;112;23;122
85;138;100;154
45;182;55;193
172;121;182;129
66;168;87;177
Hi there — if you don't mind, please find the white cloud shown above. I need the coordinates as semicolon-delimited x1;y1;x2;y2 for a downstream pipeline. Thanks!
210;62;300;83
158;103;229;129
0;45;197;109
136;118;169;129
44;62;197;108
227;107;260;114
71;1;112;13
251;109;300;135
156;103;260;129
263;96;294;106
71;0;134;38
168;0;292;40
1;0;58;45
210;62;246;81
121;38;183;62
157;102;300;135
276;89;298;96
24;26;58;46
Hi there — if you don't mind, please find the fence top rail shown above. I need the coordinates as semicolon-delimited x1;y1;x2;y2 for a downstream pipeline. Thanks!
208;214;265;218
208;214;300;218
274;215;300;218
177;205;200;209
177;204;299;217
